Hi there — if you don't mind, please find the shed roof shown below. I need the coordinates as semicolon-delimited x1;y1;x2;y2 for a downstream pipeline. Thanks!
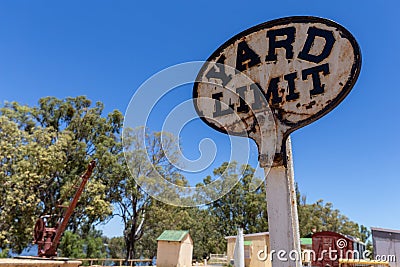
225;232;269;240
157;230;189;242
371;227;400;241
371;227;400;234
301;238;312;245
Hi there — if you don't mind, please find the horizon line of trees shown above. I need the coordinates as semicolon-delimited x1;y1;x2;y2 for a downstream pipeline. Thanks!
0;96;371;261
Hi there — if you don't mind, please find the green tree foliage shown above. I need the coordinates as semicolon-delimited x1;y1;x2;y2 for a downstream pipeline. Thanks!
0;115;70;252
0;248;10;258
0;96;372;260
206;162;268;237
157;163;369;260
0;96;123;253
131;162;269;260
185;208;226;260
133;202;224;260
296;186;370;242
115;127;186;261
59;228;107;259
58;231;85;258
106;236;126;259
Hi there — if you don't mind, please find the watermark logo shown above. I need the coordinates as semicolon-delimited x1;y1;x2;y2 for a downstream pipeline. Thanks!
123;61;276;207
336;238;348;249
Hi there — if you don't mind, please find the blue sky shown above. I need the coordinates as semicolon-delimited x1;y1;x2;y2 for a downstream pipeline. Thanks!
0;1;399;238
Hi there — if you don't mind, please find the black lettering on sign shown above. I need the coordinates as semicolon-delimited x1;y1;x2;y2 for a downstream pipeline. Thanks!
265;27;296;62
265;77;282;105
298;27;335;63
249;83;264;110
212;92;234;118
193;16;362;141
302;63;330;96
284;72;300;101
236;40;261;72
236;86;249;113
205;55;232;86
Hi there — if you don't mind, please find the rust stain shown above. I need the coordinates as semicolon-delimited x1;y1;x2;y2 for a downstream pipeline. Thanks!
305;101;316;109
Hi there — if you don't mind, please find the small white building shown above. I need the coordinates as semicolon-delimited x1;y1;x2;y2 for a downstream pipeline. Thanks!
156;230;193;267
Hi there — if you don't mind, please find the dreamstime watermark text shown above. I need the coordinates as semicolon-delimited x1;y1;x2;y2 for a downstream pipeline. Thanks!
257;239;396;263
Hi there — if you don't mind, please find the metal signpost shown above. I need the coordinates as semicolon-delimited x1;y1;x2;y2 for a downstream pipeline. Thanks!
193;16;361;267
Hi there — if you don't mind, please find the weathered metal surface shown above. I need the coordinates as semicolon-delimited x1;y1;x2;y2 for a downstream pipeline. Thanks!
192;16;361;267
33;161;96;257
312;231;366;267
372;227;400;267
193;16;361;162
265;137;302;267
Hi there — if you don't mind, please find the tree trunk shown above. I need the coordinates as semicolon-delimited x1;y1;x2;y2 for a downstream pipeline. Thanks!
125;208;138;265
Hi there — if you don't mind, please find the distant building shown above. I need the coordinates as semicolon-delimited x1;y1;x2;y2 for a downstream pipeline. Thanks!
372;227;400;267
225;232;317;267
312;231;365;267
225;232;271;267
300;238;313;266
300;237;312;250
156;230;193;267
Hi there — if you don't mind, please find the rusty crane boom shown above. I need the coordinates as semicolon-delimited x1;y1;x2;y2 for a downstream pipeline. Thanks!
33;160;96;257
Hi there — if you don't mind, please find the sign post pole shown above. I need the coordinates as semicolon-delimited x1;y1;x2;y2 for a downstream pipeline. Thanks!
193;15;361;267
264;137;301;267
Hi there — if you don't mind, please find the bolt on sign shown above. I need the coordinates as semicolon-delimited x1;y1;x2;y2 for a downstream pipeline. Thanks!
193;16;361;267
193;16;361;165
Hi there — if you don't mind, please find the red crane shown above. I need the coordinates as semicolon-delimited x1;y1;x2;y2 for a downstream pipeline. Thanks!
33;160;96;257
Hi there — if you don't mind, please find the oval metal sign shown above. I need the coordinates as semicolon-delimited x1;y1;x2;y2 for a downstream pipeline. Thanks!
193;16;361;157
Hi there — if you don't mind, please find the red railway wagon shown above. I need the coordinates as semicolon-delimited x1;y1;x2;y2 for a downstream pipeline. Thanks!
312;231;365;267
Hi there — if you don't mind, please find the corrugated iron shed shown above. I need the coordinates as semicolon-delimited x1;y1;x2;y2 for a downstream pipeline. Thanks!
372;227;400;240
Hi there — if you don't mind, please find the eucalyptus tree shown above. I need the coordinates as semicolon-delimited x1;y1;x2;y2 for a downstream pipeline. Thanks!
116;127;187;261
0;96;123;252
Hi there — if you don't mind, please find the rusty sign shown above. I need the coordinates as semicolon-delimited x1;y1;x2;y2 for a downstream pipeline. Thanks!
193;16;361;161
